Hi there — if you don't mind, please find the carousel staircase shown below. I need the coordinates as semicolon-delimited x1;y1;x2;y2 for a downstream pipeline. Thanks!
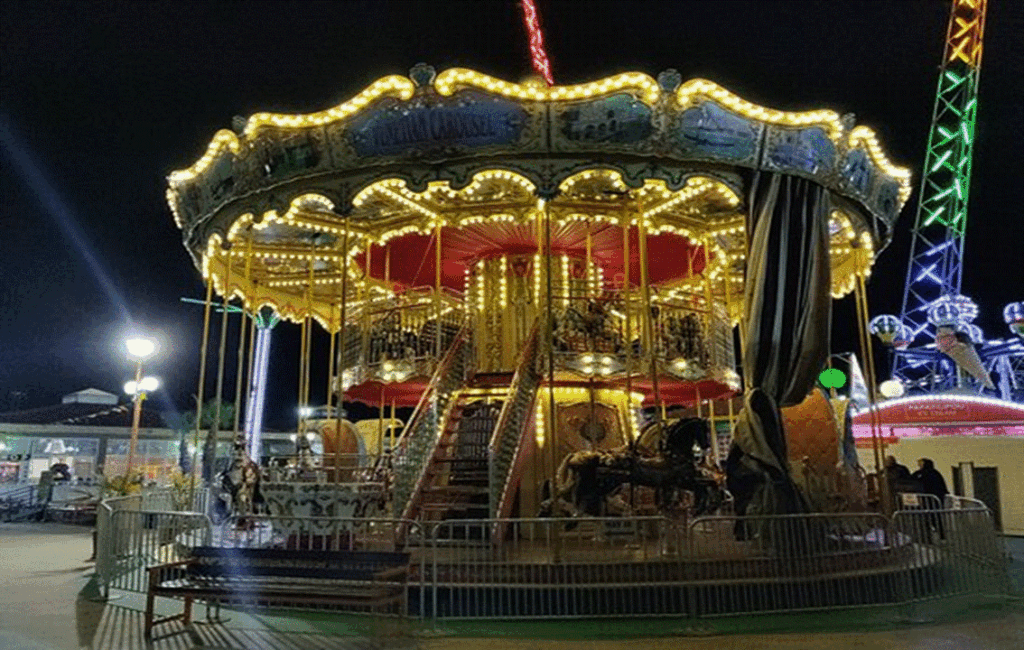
396;322;543;538
412;390;504;524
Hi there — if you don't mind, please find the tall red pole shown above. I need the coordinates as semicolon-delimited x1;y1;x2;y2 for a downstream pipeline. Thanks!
520;0;554;86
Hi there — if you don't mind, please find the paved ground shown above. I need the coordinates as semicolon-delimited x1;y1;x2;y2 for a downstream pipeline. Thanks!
0;522;1020;650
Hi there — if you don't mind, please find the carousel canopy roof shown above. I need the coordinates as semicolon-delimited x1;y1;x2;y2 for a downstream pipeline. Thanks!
167;66;911;326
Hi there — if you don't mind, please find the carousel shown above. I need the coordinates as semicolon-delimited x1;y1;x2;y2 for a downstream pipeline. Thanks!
169;65;910;544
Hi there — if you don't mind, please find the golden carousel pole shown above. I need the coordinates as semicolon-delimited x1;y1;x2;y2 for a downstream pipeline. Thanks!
542;196;561;559
334;214;351;485
701;237;718;463
326;260;338;477
243;307;256;457
210;258;233;484
708;396;719;465
853;249;888;511
435;219;443;362
297;306;307;431
188;277;215;506
622;212;637;511
378;383;386;464
623;220;634;437
305;244;316;414
637;211;663;435
361;239;372;396
232;239;254;449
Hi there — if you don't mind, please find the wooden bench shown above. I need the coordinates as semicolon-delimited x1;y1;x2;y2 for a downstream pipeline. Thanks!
145;546;410;639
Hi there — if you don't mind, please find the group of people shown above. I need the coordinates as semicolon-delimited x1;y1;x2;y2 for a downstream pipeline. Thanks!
884;455;949;540
884;456;949;505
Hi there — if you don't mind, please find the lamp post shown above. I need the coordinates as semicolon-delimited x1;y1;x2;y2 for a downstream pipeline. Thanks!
124;336;158;479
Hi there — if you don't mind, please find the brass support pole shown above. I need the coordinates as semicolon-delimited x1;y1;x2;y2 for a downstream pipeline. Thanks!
188;277;215;505
327;289;337;417
233;238;254;440
637;213;662;428
303;244;316;411
298;316;308;431
243;315;255;456
335;215;351;485
210;257;232;478
378;383;386;461
702;239;715;367
360;240;371;385
853;250;887;511
585;222;593;299
622;222;633;439
708;397;719;464
435;220;443;360
542;198;561;560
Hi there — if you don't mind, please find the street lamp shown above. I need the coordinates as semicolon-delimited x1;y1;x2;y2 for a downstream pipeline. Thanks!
124;336;158;479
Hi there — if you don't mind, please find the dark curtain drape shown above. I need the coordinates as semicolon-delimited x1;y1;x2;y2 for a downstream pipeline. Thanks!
727;172;832;521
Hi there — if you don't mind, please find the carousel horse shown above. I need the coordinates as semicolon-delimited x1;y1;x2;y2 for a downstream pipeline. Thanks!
217;440;263;525
540;417;725;520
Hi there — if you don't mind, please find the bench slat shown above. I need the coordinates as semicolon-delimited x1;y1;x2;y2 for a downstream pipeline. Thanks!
187;564;385;581
190;546;408;566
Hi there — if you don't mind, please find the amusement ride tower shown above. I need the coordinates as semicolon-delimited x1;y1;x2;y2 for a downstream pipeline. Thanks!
873;0;1023;400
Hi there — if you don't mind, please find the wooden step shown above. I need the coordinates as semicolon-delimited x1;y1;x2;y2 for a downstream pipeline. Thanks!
423;485;489;496
469;372;513;387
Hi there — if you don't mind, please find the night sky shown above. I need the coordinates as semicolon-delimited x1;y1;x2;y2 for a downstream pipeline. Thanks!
2;0;1022;428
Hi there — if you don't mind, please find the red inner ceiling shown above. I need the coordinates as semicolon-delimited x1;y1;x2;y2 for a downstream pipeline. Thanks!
353;223;710;292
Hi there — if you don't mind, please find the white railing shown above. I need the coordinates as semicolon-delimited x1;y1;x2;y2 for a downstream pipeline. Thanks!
945;495;989;511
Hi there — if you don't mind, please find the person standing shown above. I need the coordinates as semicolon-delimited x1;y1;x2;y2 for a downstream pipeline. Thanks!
911;458;948;540
884;455;912;511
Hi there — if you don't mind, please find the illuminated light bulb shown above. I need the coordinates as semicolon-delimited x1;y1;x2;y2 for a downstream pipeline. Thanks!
928;298;961;328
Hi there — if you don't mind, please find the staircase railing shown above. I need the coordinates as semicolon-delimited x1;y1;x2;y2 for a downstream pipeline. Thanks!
488;321;542;527
0;484;39;522
392;322;473;523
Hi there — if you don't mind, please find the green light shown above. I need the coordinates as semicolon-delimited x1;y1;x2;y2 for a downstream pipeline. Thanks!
819;369;847;389
954;178;963;199
930;150;952;172
960;122;971;144
936;125;955;141
931;186;954;202
923;206;946;226
965;98;976;112
944;70;963;86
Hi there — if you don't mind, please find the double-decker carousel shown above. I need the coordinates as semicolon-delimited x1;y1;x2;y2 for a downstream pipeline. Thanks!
169;65;910;572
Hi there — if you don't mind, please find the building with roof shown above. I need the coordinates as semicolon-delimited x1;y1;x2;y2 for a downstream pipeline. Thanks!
852;394;1024;535
0;388;179;483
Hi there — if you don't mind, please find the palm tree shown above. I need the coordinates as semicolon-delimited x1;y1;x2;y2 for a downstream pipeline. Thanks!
177;398;235;483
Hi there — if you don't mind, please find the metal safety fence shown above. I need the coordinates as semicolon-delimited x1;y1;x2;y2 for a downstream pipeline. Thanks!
890;507;1011;602
213;514;423;553
425;517;682;619
687;512;902;616
97;509;211;596
93;506;1011;620
95;487;213;596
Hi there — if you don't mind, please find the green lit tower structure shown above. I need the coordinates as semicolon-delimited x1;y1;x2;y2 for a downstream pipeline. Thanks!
887;0;988;391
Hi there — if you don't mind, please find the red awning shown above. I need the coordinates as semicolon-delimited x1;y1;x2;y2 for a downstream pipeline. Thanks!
851;396;1024;426
343;380;428;408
